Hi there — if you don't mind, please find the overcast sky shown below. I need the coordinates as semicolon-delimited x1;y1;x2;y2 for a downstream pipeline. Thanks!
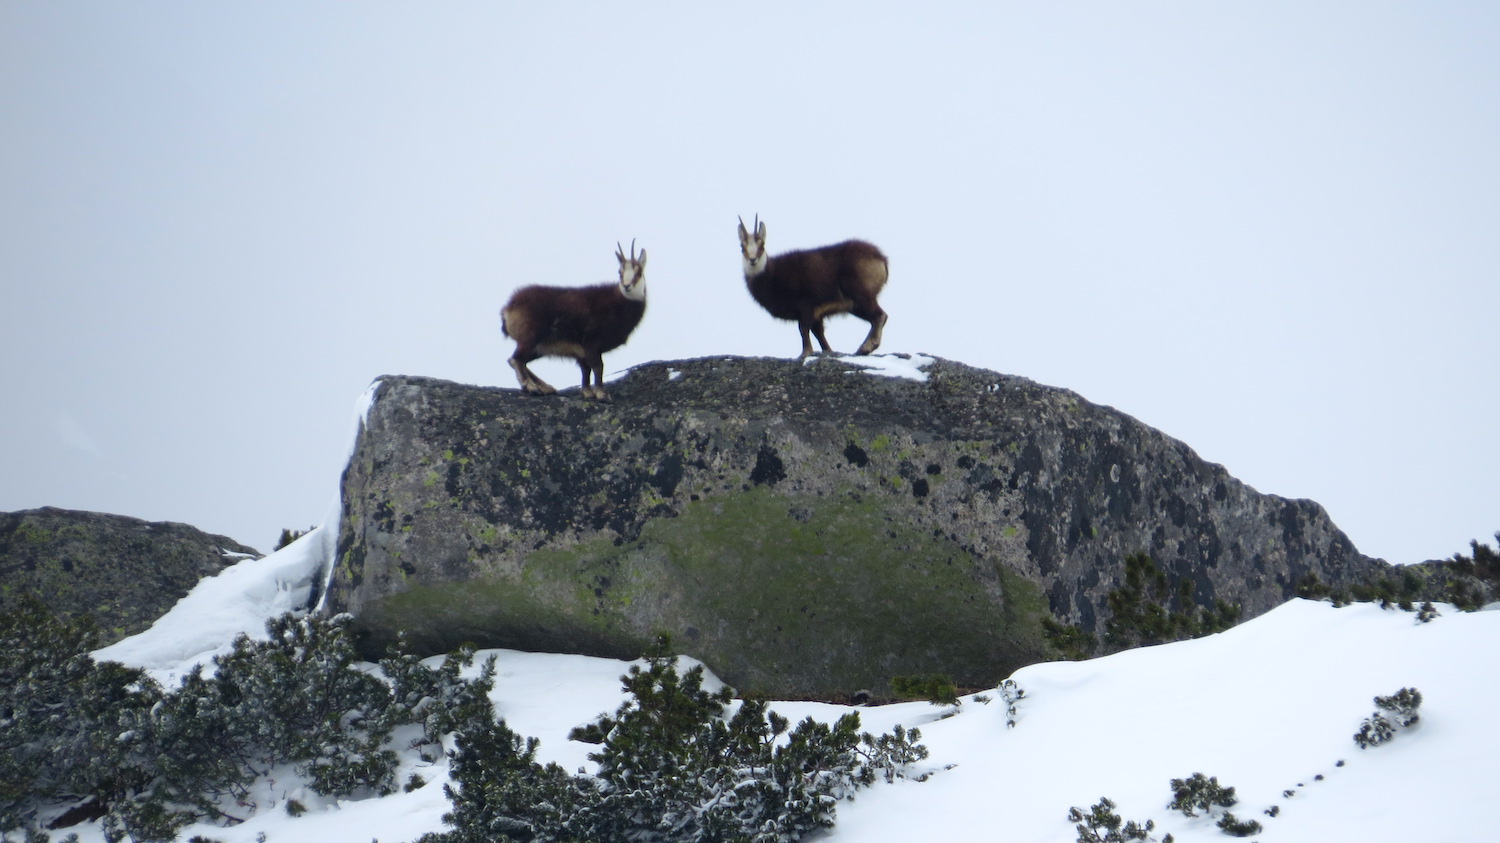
2;2;1495;564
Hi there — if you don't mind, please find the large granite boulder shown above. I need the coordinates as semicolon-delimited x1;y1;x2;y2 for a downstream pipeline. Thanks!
0;507;261;644
327;355;1384;697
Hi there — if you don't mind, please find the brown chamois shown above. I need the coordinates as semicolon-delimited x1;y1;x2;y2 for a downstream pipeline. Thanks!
500;241;646;402
737;215;889;359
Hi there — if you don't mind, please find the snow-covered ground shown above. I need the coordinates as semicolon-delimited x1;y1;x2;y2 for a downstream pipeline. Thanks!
79;361;1498;842
80;534;1498;843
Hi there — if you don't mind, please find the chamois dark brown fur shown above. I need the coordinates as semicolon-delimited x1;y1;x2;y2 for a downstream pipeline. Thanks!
738;215;889;358
500;242;646;402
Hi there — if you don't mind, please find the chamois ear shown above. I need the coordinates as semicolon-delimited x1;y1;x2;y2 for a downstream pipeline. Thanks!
616;241;626;264
636;248;647;269
737;216;749;241
756;218;766;241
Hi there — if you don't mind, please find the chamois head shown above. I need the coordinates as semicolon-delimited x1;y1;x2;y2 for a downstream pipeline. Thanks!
737;215;769;277
615;239;647;302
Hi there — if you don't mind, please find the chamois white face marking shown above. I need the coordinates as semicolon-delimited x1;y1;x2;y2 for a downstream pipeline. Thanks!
617;250;647;302
738;223;768;276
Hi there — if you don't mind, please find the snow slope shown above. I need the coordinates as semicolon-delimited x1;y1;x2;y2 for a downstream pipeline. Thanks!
82;543;1499;843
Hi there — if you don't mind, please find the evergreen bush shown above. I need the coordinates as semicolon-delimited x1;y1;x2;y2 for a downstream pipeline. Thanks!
3;600;498;841
1104;554;1241;651
1042;617;1098;660
1214;812;1262;837
1166;773;1237;818
1067;798;1172;843
427;650;929;843
1354;687;1423;749
211;613;400;797
889;673;960;706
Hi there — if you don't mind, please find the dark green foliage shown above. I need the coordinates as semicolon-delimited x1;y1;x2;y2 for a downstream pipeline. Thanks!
1445;533;1500;610
1167;773;1237;818
1043;553;1242;661
1302;532;1499;613
274;527;314;551
1042;617;1098;661
889;673;960;706
428;652;927;843
1103;554;1241;652
577;656;881;841
1164;774;1260;828
378;636;496;750
4;602;496;840
1166;773;1262;837
211;613;399;797
0;595;165;837
1295;571;1350;606
1215;812;1262;837
859;723;930;783
426;714;586;843
1354;687;1423;748
1067;798;1172;843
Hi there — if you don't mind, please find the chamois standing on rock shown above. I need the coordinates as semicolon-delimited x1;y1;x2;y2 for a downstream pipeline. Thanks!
738;215;889;359
500;241;647;402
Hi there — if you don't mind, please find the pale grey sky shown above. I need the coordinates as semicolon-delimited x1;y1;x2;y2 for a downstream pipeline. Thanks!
2;1;1496;563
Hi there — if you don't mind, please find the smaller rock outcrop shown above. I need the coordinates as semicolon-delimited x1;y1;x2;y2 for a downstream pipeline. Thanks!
0;507;261;644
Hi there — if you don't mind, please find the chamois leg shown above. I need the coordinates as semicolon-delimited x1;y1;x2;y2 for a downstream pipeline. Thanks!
582;353;611;402
508;350;557;395
797;313;835;359
576;359;595;400
795;317;818;360
851;298;888;356
810;318;835;355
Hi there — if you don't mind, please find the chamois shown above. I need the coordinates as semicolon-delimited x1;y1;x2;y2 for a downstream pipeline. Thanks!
500;241;647;402
737;215;889;359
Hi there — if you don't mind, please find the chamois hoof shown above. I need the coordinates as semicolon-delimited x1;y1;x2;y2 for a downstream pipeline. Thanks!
524;382;557;396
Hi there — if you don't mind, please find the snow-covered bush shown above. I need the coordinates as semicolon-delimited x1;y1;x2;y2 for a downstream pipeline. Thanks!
1354;687;1423;749
1166;772;1236;818
1165;773;1260;837
0;596;164;837
378;635;495;751
1214;812;1262;837
426;650;929;843
999;678;1026;728
1066;797;1171;843
3;601;499;841
210;612;399;797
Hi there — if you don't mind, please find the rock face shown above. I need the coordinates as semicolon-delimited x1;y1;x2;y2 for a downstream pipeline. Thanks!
0;507;261;644
328;355;1383;697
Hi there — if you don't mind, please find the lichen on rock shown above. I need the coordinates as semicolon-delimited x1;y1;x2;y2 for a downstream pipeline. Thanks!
329;354;1382;698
